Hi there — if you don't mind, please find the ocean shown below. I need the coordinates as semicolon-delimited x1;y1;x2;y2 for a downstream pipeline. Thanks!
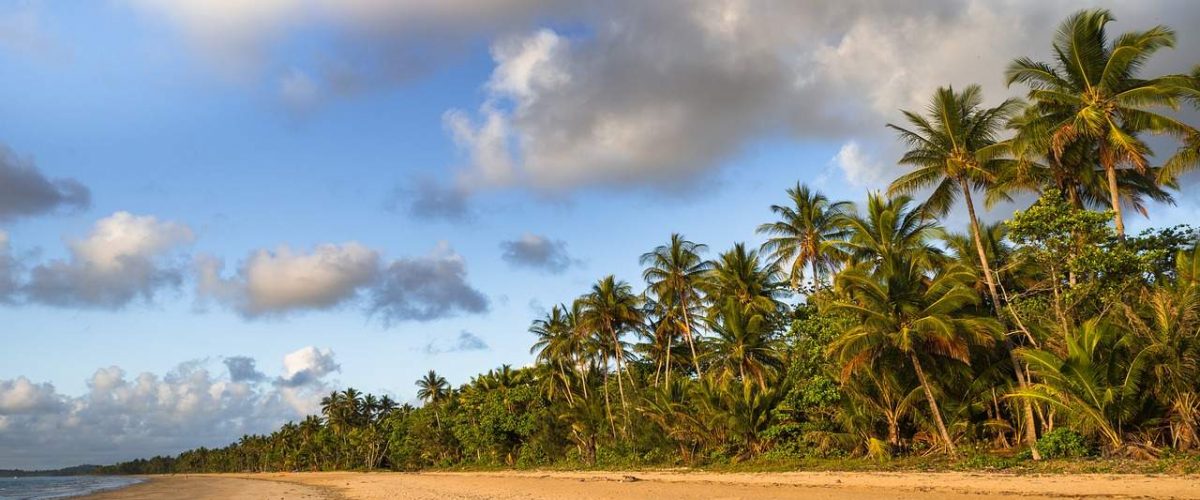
0;476;142;499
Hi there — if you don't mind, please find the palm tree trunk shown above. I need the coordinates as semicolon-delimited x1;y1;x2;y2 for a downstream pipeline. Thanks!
959;180;1041;460
1101;146;1125;237
557;360;575;406
606;324;631;434
664;328;673;388
910;353;956;456
601;364;617;438
680;290;704;378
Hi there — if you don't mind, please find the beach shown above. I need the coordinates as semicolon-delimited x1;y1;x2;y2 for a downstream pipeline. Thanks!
78;470;1200;499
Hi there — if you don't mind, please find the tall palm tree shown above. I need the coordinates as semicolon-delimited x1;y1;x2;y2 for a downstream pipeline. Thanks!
756;183;852;290
825;260;1000;456
1006;8;1197;236
835;193;942;272
703;243;785;320
705;300;783;390
530;305;578;405
887;86;1043;456
888;84;1020;311
415;370;449;405
641;234;711;378
578;276;644;426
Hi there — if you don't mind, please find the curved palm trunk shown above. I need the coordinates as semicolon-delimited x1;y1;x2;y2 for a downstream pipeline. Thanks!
664;329;673;388
910;353;956;456
680;289;704;378
1100;144;1126;237
960;179;1036;460
959;179;1042;460
601;364;617;439
607;323;630;432
557;360;576;406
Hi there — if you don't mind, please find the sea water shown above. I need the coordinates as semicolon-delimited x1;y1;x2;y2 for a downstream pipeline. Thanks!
0;476;142;499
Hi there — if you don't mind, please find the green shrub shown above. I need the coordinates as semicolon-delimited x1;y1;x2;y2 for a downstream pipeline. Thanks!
1036;429;1093;459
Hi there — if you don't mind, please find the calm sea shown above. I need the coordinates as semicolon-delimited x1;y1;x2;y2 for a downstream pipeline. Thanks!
0;476;142;499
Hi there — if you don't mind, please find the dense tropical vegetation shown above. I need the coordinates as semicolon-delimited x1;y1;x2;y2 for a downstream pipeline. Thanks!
100;9;1200;474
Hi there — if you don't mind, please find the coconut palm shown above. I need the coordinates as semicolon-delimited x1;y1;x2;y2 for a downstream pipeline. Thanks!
1006;8;1197;236
835;193;943;273
705;299;784;390
888;84;1020;310
825;257;1000;455
530;305;579;405
702;243;785;320
415;370;449;405
641;234;711;379
577;276;644;427
886;86;1046;456
756;183;852;290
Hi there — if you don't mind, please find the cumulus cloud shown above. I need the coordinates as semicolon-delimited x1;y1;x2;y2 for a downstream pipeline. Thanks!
833;141;890;187
126;0;1200;193
425;330;489;355
0;377;63;415
223;356;266;383
25;212;194;308
500;233;574;274
441;0;1199;193
197;242;488;323
0;349;339;469
276;346;340;388
197;242;380;317
126;0;571;97
0;145;90;221
371;242;489;323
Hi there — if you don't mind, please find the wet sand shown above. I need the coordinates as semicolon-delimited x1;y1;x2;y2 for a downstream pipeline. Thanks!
80;470;1200;499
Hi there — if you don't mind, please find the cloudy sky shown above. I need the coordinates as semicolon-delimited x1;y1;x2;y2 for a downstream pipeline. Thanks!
1;0;1198;469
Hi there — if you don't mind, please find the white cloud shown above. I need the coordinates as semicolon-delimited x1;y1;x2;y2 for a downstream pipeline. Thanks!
198;242;488;323
833;141;889;188
277;346;340;388
0;348;340;469
25;212;194;308
125;0;1200;194
197;242;379;317
0;377;63;415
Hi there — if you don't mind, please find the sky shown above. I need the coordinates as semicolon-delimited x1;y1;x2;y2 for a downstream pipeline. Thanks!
0;0;1197;469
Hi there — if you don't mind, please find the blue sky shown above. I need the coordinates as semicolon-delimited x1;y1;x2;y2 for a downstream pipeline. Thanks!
0;0;1197;468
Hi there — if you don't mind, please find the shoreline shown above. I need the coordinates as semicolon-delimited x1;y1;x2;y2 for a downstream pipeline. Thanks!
77;470;1200;499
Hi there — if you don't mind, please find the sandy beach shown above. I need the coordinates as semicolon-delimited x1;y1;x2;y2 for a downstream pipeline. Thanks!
78;470;1200;499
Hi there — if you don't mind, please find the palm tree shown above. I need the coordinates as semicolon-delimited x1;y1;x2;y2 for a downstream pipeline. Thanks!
835;193;942;272
705;300;783;390
826;260;999;456
756;183;852;290
1006;8;1197;236
887;85;1044;457
577;276;645;427
888;85;1019;309
415;370;449;405
530;305;578;405
703;243;785;320
641;234;711;379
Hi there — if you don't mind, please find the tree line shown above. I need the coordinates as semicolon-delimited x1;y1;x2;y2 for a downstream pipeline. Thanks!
99;8;1200;474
